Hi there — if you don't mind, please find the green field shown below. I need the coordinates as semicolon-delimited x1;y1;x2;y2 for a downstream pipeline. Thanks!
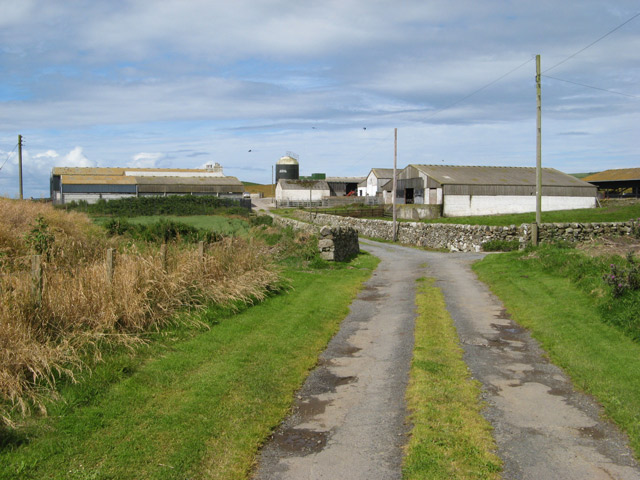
94;214;250;236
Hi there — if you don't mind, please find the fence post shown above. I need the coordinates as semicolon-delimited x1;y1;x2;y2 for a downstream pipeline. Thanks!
160;243;168;272
31;254;42;305
106;248;115;283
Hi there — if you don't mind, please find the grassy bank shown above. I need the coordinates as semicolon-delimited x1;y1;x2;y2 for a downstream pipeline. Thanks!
0;254;378;479
473;249;640;459
403;278;501;479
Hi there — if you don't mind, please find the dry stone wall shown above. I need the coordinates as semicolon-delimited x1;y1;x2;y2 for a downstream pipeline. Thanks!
283;211;636;252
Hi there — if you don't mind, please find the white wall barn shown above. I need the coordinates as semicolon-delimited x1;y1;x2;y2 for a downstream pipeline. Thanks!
275;179;331;204
395;165;597;217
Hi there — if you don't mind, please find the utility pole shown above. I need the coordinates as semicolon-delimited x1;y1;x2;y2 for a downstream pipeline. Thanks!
18;134;23;200
392;128;398;242
536;55;542;228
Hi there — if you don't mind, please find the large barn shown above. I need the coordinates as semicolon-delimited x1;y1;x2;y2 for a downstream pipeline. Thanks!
391;165;597;217
582;168;640;197
50;164;245;205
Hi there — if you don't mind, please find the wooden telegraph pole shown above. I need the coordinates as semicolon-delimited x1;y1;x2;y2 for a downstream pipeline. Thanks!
535;55;542;242
392;128;398;242
18;134;23;200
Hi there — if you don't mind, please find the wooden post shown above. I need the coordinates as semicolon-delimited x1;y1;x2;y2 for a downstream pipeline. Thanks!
392;128;398;242
160;244;168;272
536;54;542;226
198;241;205;262
531;223;539;247
18;135;23;200
31;254;42;305
106;248;115;283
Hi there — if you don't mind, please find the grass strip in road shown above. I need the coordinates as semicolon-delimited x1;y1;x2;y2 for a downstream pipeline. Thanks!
0;254;378;480
473;253;640;459
403;277;502;480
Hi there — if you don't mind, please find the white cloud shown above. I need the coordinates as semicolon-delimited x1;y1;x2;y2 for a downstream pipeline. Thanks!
131;152;164;168
63;146;94;167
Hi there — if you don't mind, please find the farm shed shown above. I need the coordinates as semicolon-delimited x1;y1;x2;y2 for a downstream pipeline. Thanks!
392;165;597;218
50;165;244;205
275;179;331;206
582;168;640;197
357;168;394;197
325;177;365;197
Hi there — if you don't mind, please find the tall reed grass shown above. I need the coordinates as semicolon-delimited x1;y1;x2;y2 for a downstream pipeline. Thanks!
0;198;280;427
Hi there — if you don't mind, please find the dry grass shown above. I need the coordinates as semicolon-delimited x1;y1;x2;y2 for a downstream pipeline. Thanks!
0;198;280;427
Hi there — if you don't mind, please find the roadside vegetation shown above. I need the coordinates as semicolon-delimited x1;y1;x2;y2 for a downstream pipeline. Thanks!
0;196;377;479
0;197;279;427
473;244;640;459
404;277;501;479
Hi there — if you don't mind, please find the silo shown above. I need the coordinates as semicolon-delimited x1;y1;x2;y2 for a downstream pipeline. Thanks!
275;154;300;182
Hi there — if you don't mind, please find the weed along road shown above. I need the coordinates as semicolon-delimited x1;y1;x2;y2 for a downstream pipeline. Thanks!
253;239;640;480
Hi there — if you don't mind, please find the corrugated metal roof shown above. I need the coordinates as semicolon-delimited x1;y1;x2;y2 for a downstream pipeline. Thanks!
133;176;243;186
410;165;592;188
61;175;137;185
371;168;394;178
582;168;640;182
325;177;366;183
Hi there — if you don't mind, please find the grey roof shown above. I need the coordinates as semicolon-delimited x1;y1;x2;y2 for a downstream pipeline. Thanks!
325;177;366;183
278;179;330;190
370;168;394;178
133;175;243;186
410;165;593;188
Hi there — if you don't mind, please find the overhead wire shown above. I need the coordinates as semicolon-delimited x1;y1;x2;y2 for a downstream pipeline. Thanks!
543;12;640;73
0;143;18;173
541;74;639;98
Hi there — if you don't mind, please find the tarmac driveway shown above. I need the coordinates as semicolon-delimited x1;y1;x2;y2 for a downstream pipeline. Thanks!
253;239;640;479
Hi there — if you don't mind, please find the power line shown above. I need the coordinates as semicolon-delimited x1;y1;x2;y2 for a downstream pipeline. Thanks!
543;12;640;73
423;56;535;121
0;143;18;173
542;74;639;98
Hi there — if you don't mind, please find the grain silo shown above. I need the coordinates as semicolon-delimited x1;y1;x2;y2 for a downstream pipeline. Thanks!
275;152;300;182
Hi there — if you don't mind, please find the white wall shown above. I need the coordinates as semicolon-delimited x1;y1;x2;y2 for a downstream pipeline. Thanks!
62;193;137;204
443;194;596;217
276;185;329;202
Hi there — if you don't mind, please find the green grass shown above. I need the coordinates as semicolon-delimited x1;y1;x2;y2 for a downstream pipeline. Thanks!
403;278;501;479
421;200;640;226
473;251;640;459
0;254;378;480
94;214;250;236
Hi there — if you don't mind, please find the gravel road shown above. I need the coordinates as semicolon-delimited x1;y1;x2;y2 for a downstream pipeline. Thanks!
253;239;640;479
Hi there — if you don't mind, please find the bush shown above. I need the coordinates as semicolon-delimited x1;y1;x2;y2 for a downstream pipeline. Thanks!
104;218;220;244
250;215;273;227
481;239;520;252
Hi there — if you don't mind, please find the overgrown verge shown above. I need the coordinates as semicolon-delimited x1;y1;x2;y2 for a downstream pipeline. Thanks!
403;277;501;479
0;198;280;427
473;247;640;459
0;250;378;479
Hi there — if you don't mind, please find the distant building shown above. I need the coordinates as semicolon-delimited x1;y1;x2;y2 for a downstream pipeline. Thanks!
275;154;300;182
275;179;330;206
325;177;365;197
383;165;597;218
582;168;640;197
357;168;394;197
50;164;244;204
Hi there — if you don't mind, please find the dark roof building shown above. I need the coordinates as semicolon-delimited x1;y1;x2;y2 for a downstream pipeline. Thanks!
583;168;640;197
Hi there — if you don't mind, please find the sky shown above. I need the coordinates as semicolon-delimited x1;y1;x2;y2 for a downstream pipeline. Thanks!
1;1;639;198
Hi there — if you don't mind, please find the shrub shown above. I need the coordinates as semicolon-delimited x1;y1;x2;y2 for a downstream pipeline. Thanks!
603;252;640;298
481;239;520;252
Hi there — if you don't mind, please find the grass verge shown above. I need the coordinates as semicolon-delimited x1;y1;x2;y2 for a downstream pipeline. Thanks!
403;277;501;479
0;253;378;480
473;252;640;459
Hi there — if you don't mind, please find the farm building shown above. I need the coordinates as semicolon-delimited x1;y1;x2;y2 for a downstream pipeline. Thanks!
50;164;245;205
582;168;640;197
389;165;597;218
357;168;394;197
325;177;365;197
275;179;331;207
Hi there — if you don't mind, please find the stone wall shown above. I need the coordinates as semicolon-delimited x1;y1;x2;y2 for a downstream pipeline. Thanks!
284;210;636;252
270;215;360;261
318;226;360;261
